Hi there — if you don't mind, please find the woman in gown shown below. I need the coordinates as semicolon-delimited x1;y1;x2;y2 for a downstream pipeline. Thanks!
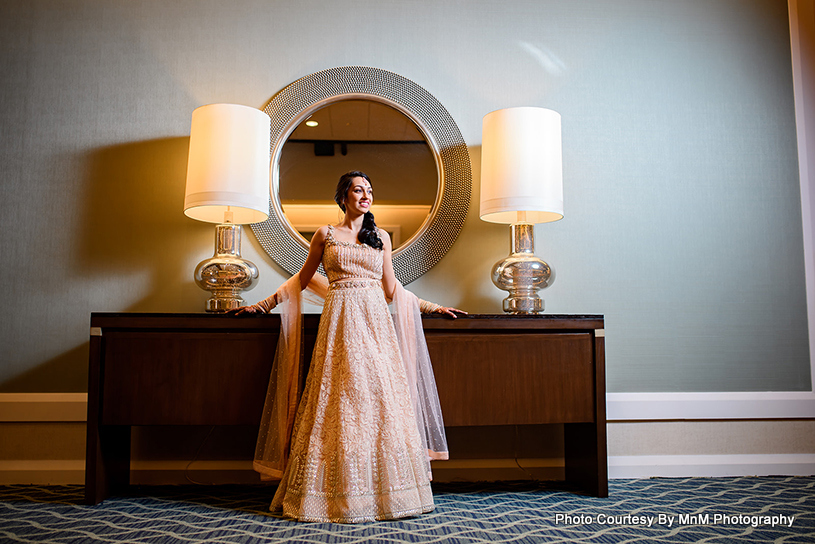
232;171;465;523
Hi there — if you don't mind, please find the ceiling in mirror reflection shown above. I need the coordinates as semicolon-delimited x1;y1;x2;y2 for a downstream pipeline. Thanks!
289;100;426;142
278;100;438;248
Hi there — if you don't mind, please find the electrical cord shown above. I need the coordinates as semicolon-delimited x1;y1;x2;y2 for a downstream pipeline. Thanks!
513;425;540;483
184;426;216;485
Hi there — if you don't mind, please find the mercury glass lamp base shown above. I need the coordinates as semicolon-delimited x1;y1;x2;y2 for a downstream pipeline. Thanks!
194;223;259;313
491;223;554;315
503;292;545;313
205;294;245;313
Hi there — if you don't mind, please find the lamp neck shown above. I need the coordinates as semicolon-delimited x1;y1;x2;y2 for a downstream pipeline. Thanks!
215;223;242;257
511;223;536;254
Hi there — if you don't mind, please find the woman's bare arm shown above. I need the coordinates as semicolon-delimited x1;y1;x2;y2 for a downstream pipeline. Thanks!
380;229;398;301
298;225;328;291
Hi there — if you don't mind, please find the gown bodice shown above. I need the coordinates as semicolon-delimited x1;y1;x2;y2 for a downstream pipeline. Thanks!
323;225;383;283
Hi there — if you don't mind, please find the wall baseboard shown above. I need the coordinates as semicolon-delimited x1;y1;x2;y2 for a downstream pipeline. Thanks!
609;453;815;479
129;460;262;485
5;391;813;423
607;391;815;420
3;455;813;486
0;460;85;485
431;458;565;483
0;393;87;422
0;459;567;486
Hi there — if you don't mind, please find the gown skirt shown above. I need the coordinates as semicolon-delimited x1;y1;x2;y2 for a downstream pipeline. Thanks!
270;237;434;523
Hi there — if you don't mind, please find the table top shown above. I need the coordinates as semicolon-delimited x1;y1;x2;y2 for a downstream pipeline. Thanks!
90;312;604;331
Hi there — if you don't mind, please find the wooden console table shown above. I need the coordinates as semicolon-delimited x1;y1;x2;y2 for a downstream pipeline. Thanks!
86;313;606;504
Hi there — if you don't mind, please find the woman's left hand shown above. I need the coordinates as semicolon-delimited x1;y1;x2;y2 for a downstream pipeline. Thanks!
435;306;468;319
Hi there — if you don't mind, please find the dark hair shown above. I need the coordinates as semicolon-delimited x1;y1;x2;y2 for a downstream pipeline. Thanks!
334;171;383;249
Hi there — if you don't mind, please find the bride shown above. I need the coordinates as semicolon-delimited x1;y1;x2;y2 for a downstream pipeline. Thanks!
231;171;465;522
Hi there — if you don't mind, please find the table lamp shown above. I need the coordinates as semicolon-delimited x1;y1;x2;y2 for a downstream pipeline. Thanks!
184;103;271;312
480;107;563;314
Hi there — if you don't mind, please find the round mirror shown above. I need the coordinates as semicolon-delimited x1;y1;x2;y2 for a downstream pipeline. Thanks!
279;99;437;249
252;66;471;284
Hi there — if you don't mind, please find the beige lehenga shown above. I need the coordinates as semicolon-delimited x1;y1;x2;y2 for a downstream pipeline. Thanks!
254;226;447;523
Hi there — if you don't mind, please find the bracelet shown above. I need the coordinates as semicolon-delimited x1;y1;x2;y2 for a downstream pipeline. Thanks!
418;298;442;314
253;292;279;314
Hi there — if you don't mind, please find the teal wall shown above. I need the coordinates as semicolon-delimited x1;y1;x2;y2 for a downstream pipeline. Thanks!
0;0;808;392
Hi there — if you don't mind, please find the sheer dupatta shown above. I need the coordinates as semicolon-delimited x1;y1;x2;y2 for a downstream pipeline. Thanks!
391;284;449;461
252;273;448;481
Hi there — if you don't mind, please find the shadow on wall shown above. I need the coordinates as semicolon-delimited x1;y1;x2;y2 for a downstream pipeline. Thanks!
0;138;209;392
0;344;89;392
75;137;210;313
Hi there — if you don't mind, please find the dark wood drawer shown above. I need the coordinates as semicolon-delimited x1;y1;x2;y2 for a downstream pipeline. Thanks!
101;331;277;425
428;332;595;425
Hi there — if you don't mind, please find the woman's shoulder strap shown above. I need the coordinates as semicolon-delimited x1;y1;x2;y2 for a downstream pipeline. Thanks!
324;224;335;243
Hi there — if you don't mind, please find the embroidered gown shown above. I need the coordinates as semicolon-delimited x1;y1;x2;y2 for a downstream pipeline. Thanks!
269;226;435;522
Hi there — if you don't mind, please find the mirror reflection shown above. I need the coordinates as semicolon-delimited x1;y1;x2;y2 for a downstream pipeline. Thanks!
278;99;438;248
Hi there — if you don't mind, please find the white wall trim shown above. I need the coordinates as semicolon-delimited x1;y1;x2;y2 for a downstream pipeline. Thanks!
134;455;815;481
0;393;87;422
0;460;85;485
607;391;815;420
4;455;811;484
609;453;815;479
3;392;814;423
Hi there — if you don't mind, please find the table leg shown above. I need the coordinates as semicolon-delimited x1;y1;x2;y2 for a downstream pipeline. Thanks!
85;331;131;504
85;425;131;504
564;422;608;497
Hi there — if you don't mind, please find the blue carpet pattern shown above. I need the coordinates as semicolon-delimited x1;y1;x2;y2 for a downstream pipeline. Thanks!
0;477;813;543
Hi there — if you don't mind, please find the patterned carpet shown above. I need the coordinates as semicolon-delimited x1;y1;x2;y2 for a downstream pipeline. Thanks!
0;477;813;543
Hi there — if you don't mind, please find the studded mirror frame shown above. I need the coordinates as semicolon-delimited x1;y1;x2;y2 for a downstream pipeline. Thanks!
251;66;472;285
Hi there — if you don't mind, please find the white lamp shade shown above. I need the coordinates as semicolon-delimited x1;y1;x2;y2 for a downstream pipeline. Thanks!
184;103;271;224
480;107;563;224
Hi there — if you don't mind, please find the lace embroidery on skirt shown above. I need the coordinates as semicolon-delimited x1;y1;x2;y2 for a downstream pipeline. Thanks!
253;229;447;522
